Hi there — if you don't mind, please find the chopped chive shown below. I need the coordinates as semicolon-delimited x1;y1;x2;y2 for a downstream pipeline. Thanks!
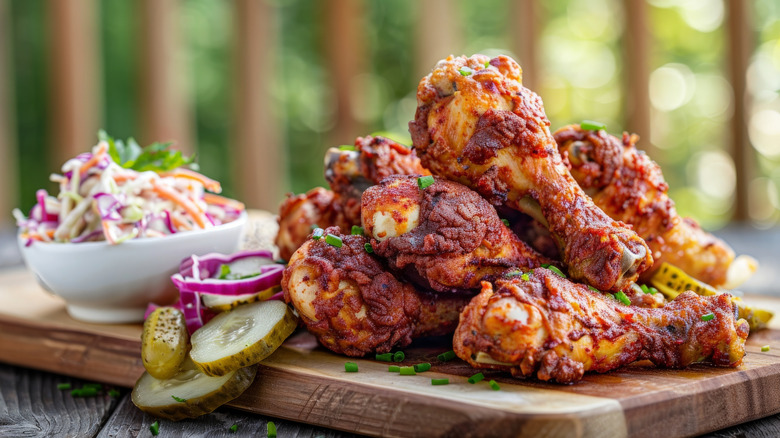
501;218;510;227
701;313;715;322
388;365;401;372
639;284;657;295
580;120;606;131
468;373;485;384
431;378;449;385
393;351;405;362
108;389;120;398
762;345;771;352
229;424;238;433
417;175;435;190
458;67;474;76
615;291;631;306
150;421;160;436
414;363;431;373
364;242;374;253
351;225;364;235
338;145;356;151
520;273;530;281
437;350;456;362
345;362;359;372
588;285;599;293
325;234;343;248
57;383;71;390
311;228;324;240
484;61;490;68
375;352;393;362
489;380;501;391
218;264;231;279
400;366;416;375
84;383;102;390
504;269;522;278
171;395;187;403
267;421;277;438
542;264;566;278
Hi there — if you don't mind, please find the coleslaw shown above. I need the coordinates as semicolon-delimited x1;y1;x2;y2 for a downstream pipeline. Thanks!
14;135;245;246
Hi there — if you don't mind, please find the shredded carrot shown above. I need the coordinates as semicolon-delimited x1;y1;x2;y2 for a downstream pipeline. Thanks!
162;168;221;193
78;142;108;176
22;229;56;241
101;220;117;244
112;171;140;183
152;183;208;228
169;213;193;231
203;193;245;212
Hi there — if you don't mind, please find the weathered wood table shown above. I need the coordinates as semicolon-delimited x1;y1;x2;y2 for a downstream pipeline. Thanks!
1;224;779;438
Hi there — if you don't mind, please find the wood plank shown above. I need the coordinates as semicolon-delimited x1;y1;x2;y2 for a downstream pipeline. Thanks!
323;0;367;146
233;0;283;211
510;0;541;91
138;0;192;152
414;0;463;79
47;0;102;168
624;0;651;142
0;362;120;438
0;0;17;229
725;0;753;221
3;263;780;437
97;389;359;438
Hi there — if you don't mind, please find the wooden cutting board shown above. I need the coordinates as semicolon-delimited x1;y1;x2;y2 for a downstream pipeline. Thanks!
2;210;780;438
1;267;779;438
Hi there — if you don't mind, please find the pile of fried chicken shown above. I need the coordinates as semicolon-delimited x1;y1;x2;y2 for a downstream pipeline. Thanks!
276;54;755;384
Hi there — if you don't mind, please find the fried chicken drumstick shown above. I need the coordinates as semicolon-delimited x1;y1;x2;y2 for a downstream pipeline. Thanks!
282;228;470;356
554;125;755;288
410;55;653;292
276;136;428;261
361;175;554;293
454;269;749;384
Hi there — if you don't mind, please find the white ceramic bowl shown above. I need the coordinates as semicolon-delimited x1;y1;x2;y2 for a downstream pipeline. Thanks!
18;212;247;324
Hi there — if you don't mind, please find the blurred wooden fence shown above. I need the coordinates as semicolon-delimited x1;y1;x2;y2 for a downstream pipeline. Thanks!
0;0;754;225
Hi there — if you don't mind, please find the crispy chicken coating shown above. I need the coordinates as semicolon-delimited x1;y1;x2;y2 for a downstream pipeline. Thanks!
361;175;554;293
554;125;754;288
282;227;470;356
326;135;430;224
454;269;749;384
410;54;653;292
275;187;351;261
276;136;429;261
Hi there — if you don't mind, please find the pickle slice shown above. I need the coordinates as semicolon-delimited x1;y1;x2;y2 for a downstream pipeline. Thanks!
190;300;298;377
200;286;281;312
142;307;189;379
650;262;774;331
131;357;256;421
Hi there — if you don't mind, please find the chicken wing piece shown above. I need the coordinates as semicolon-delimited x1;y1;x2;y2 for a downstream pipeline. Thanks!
554;124;755;288
454;269;749;384
325;135;430;225
410;54;652;292
275;187;351;261
361;175;554;293
282;227;470;357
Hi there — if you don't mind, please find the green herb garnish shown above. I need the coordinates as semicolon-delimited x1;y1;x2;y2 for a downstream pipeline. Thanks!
542;264;566;278
375;352;392;362
417;175;435;190
468;373;485;384
267;421;277;438
501;218;510;227
57;383;71;390
100;130;197;173
312;228;324;240
351;225;364;236
762;345;771;352
388;365;401;372
489;380;501;391
108;389;120;398
588;286;600;293
431;378;449;385
393;351;405;362
400;366;416;375
150;421;160;436
229;424;238;433
437;350;456;362
701;313;715;322
338;145;356;151
364;242;374;253
345;362;358;372
171;395;187;403
615;291;631;306
414;363;431;373
640;284;658;295
580;120;606;131
458;67;474;76
325;234;343;248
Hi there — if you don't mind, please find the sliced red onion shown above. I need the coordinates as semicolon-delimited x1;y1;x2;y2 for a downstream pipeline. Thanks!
267;290;284;301
36;189;58;222
93;192;124;221
171;266;283;296
178;250;276;280
144;302;161;320
163;211;176;234
177;289;217;334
